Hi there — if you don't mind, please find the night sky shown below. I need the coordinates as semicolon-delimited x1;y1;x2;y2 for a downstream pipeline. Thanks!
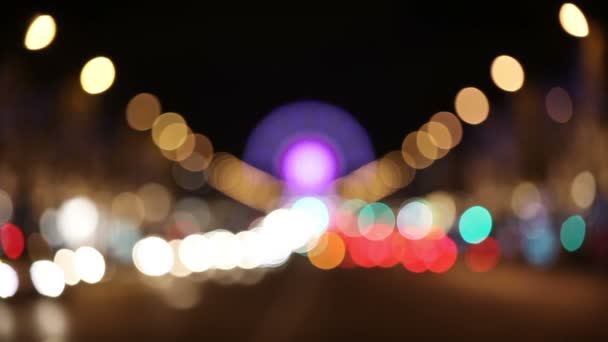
1;1;603;163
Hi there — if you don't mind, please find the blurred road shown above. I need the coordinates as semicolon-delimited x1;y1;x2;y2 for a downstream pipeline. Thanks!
4;259;608;341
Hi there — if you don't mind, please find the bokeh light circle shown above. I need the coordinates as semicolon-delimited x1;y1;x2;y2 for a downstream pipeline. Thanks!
397;200;433;240
459;206;492;244
358;202;395;240
560;215;585;252
0;263;18;298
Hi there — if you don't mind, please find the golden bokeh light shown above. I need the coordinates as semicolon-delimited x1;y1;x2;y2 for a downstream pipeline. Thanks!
430;111;462;148
490;55;525;92
178;134;214;171
546;87;573;123
206;153;282;212
137;183;172;223
161;132;196;161
424;121;452;150
559;3;589;38
159;123;189;151
377;151;415;191
571;171;596;209
151;112;187;150
455;87;490;125
426;191;456;232
24;14;57;51
80;56;116;95
401;131;434;169
111;192;145;227
511;181;542;220
126;93;162;131
416;129;440;160
307;232;345;270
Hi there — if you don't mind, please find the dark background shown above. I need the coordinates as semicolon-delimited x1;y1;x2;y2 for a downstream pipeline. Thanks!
2;1;603;160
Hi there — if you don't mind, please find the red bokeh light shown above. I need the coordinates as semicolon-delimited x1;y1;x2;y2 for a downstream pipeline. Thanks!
465;237;500;272
1;223;25;260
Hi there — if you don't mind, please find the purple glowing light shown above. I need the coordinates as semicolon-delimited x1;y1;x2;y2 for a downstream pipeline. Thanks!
280;139;338;194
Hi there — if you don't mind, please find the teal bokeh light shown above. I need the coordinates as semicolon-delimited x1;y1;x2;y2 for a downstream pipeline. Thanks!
459;206;492;244
560;215;585;252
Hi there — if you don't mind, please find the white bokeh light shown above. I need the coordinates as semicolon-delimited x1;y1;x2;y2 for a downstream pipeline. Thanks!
74;246;106;284
57;197;99;247
206;230;240;270
0;263;18;298
132;236;173;277
53;249;80;286
30;260;65;298
397;200;433;240
178;234;212;272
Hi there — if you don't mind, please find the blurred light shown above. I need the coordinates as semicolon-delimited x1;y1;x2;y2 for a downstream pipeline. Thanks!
0;263;18;298
559;3;589;38
126;93;161;131
236;230;263;269
174;197;210;233
132;236;173;277
0;302;15;338
152;112;187;150
0;223;24;259
30;260;65;297
281;139;338;194
163;132;196;161
415;130;440;160
423;121;452;150
291;197;330;238
523;225;558;266
376;151;414;191
464;237;500;272
107;221;141;263
80;56;116;94
169;240;192;277
39;208;62;247
430;111;462;148
397;200;433;240
571;171;596;209
0;190;13;225
459;206;492;244
336;199;366;237
426;192;456;232
490;55;525;92
159;123;189;151
178;234;212;272
546;87;573;123
511;182;543;220
427;236;458;273
401;131;434;169
253;225;292;268
111;192;145;227
308;232;345;270
34;300;67;338
207;230;240;270
172;163;206;191
358;202;395;240
560;215;585;252
24;14;56;50
73;246;105;284
455;87;490;125
57;196;99;247
138;183;172;223
53;249;80;286
178;134;214;171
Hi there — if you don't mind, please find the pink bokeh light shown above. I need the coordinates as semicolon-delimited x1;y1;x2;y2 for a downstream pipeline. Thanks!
280;139;338;194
